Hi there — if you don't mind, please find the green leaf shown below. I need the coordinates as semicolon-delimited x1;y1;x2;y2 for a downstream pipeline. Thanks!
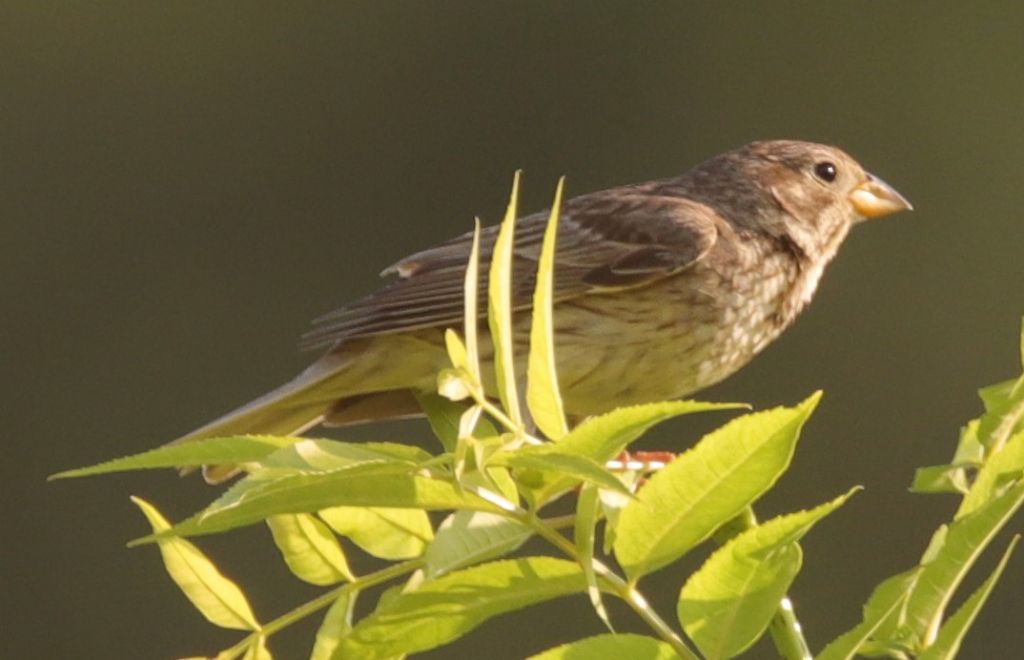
919;536;1019;660
416;392;498;453
133;467;500;543
50;435;294;479
575;483;612;631
254;438;429;473
531;400;744;505
903;479;1024;648
503;448;633;497
818;569;920;660
912;464;971;495
678;490;855;659
956;428;1024;517
266;513;353;585
529;633;678;660
319;506;434;560
487;171;523;426
614;394;820;580
976;377;1024;450
527;176;569;440
130;496;259;631
335;557;586;659
311;592;357;660
424;510;532;578
463;218;483;382
444;329;470;373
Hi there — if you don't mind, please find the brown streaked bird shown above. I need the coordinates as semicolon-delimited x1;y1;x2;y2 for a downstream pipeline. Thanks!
175;140;911;482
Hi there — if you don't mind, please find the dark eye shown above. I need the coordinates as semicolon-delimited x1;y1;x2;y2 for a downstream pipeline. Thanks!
814;161;838;182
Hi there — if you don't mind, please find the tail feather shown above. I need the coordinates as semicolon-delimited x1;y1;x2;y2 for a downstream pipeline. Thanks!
170;333;449;483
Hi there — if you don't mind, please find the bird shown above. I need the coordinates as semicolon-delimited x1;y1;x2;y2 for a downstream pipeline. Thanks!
173;140;911;482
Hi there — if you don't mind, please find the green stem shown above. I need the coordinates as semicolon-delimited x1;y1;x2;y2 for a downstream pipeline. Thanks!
522;513;701;660
217;559;424;660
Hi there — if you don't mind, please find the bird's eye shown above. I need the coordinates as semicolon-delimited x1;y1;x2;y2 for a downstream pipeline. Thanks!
814;161;838;182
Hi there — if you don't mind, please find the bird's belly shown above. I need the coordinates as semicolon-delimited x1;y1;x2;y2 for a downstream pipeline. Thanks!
550;263;797;415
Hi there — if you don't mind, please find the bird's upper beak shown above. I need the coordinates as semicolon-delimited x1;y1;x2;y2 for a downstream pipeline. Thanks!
848;174;913;219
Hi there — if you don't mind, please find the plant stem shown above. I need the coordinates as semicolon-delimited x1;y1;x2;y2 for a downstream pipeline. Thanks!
521;513;701;660
217;559;424;660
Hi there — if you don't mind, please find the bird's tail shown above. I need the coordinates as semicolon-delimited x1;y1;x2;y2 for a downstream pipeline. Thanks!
170;333;448;483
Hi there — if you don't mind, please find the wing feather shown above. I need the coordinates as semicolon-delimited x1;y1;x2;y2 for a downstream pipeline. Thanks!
301;190;720;350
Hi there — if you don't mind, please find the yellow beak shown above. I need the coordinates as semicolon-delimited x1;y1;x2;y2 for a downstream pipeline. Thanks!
849;174;913;219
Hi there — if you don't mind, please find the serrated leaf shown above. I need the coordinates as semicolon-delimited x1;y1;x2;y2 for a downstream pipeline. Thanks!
529;633;678;660
531;400;743;506
615;394;820;580
912;465;971;495
266;513;352;585
956;428;1024;518
311;592;357;660
817;570;917;660
133;467;500;543
319;506;434;560
903;480;1024;647
51;435;294;479
976;378;1024;450
526;177;569;440
678;490;854;659
575;483;613;631
487;171;523;426
254;438;429;473
131;496;259;631
918;536;1019;660
504;449;632;496
335;557;586;659
424;510;532;578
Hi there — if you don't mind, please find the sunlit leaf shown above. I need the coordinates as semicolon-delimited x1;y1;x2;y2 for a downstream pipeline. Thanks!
615;394;820;580
956;428;1024;517
51;435;295;479
319;506;434;560
487;171;523;426
912;464;970;495
336;557;586;659
311;592;357;660
575;483;612;631
503;448;633;497
678;490;855;659
529;633;678;660
903;479;1024;647
254;438;429;473
531;400;743;505
444;329;470;373
131;496;259;631
817;569;920;660
464;218;483;382
918;536;1019;660
267;513;352;585
527;176;569;440
133;467;500;543
424;510;532;578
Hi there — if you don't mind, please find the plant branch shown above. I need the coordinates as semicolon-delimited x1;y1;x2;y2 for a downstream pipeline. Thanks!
520;512;701;660
217;559;424;660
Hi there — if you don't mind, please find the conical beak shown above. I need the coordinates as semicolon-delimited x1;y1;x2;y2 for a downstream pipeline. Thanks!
849;174;913;219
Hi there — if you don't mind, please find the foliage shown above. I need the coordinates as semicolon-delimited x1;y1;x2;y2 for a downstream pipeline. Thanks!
55;178;1024;659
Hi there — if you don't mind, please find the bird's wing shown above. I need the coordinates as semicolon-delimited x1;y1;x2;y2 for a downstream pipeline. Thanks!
300;192;720;349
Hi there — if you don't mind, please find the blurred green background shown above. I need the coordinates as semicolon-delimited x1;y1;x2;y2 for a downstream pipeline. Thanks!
4;2;1024;658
